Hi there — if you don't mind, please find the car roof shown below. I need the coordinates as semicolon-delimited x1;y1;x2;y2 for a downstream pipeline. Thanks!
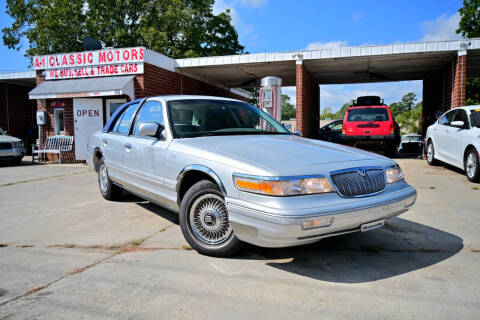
347;105;388;109
149;95;243;103
460;105;480;111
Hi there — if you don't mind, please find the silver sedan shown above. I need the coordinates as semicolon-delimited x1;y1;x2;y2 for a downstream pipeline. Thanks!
87;96;417;256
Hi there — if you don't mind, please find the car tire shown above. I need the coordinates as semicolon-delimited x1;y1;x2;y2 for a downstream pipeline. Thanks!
179;179;242;257
385;144;396;158
426;141;439;165
12;157;22;165
98;158;123;200
464;148;480;183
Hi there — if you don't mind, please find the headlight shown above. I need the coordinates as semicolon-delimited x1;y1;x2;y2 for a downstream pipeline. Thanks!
386;165;404;184
13;141;24;148
233;174;334;196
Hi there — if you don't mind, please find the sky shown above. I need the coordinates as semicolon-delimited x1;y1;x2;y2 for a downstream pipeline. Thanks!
0;0;465;111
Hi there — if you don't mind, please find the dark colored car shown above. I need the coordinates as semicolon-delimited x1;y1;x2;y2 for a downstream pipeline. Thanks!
318;119;343;143
341;96;400;157
398;134;423;155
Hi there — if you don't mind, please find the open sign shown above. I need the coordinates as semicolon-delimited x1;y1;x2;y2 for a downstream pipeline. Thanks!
76;109;100;117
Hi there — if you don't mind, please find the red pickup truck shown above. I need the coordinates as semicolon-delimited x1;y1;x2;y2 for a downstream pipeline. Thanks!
341;96;400;157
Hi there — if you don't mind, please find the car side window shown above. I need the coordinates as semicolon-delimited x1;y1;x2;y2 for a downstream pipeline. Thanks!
331;122;343;131
114;102;140;134
452;109;469;127
133;100;164;137
438;110;456;126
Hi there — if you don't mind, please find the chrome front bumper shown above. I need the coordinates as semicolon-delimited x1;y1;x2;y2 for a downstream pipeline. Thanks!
0;147;25;160
226;186;417;248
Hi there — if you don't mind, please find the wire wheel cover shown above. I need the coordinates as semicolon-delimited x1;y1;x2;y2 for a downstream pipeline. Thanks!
189;194;232;245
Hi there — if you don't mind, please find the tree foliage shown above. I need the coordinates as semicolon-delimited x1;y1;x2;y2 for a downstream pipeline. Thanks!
281;94;296;120
457;0;480;38
320;103;349;120
2;0;244;60
457;0;480;105
390;93;422;134
389;92;417;117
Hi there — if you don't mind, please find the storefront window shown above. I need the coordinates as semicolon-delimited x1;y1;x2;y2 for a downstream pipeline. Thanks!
54;109;65;135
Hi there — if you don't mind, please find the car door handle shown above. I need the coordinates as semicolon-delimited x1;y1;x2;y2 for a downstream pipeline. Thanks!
102;139;108;146
125;143;132;150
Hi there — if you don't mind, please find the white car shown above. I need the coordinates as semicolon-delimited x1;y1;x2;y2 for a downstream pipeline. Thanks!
426;106;480;182
0;127;26;165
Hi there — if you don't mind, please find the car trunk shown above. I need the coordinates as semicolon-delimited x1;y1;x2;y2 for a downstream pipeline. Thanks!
345;107;392;136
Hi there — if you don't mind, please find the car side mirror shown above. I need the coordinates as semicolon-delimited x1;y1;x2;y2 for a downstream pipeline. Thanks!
451;120;465;128
138;122;164;138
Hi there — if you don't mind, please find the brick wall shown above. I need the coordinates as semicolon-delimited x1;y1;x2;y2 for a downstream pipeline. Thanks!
0;82;37;152
296;63;319;138
135;63;249;101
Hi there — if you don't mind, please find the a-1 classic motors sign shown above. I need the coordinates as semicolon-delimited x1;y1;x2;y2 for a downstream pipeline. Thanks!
33;47;144;80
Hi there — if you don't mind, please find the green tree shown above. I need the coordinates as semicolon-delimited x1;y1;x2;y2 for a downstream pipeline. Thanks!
457;0;480;105
334;102;350;119
396;102;422;134
320;107;335;120
2;0;244;60
281;94;296;120
389;92;417;117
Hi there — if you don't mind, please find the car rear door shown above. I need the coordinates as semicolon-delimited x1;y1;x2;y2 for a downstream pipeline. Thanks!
445;109;470;167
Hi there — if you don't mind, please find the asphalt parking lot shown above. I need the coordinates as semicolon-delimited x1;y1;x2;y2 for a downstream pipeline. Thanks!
0;158;479;319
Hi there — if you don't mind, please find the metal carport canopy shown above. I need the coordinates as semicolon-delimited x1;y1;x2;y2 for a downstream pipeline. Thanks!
29;75;135;100
175;38;480;87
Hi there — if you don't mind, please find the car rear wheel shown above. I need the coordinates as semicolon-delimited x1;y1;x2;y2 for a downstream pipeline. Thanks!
98;158;123;200
465;148;480;183
179;179;242;257
426;141;439;165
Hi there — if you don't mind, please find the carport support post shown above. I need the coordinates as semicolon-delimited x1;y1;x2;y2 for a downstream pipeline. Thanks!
452;50;467;108
295;54;319;138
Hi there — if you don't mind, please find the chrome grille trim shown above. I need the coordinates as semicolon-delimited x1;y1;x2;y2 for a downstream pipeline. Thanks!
0;142;13;150
330;167;386;197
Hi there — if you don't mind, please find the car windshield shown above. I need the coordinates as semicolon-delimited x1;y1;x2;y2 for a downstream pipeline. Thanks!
470;109;480;128
0;127;5;135
347;108;390;121
167;99;290;138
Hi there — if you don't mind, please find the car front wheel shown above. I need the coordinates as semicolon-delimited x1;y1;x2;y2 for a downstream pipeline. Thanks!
465;148;480;182
98;158;123;200
179;180;242;257
426;141;439;165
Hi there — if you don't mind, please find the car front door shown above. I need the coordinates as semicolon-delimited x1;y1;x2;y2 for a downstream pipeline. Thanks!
435;109;457;161
123;99;174;207
446;109;470;167
102;102;141;184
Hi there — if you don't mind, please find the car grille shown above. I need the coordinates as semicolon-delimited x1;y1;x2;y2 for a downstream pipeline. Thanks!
0;142;12;150
331;168;386;197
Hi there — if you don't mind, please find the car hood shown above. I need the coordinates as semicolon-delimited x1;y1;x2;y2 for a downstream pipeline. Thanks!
171;134;389;175
0;135;21;143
